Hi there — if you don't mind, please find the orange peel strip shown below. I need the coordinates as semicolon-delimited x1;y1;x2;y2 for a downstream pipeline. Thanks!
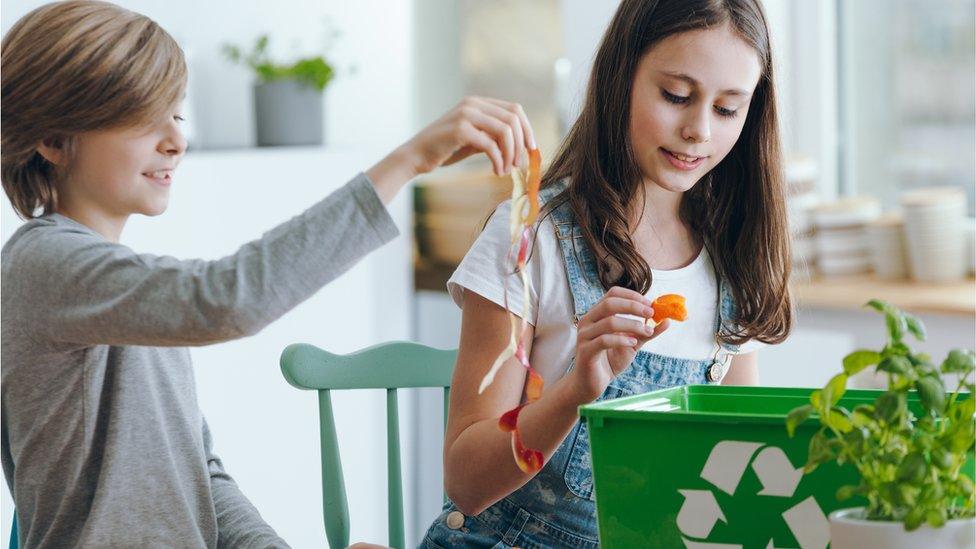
477;149;548;473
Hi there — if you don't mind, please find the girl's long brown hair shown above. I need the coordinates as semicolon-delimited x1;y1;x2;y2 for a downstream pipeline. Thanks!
542;0;792;345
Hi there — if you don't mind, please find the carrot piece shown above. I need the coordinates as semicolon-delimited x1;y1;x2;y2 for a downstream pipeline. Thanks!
650;294;688;324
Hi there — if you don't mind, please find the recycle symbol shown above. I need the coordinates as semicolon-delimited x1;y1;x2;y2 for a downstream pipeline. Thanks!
676;440;830;549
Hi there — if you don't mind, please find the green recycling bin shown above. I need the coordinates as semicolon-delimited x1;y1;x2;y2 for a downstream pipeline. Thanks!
579;384;973;549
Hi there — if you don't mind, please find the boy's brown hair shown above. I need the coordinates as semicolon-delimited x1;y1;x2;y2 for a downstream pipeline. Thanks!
1;0;187;219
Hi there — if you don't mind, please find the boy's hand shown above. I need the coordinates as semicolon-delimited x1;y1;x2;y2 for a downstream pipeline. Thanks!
366;96;536;204
406;95;536;177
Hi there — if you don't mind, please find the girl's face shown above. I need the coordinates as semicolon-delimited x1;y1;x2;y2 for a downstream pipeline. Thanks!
629;23;762;194
58;107;187;219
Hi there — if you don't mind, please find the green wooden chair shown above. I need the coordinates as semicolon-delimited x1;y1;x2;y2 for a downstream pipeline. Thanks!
280;341;456;549
9;514;16;549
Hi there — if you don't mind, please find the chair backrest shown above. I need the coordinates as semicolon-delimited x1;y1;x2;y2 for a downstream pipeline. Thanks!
280;341;456;549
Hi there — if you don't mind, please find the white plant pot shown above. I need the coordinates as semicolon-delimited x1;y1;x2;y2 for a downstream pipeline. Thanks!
829;507;975;549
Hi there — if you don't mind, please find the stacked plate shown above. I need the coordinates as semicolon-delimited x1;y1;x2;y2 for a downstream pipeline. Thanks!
900;187;967;282
864;213;909;279
813;197;881;277
789;191;820;277
967;217;976;276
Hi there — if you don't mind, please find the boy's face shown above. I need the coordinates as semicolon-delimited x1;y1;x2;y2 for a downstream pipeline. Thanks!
60;107;187;219
628;23;762;194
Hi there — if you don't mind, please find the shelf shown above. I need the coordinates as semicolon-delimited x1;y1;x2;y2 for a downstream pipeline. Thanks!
792;275;976;316
415;259;456;293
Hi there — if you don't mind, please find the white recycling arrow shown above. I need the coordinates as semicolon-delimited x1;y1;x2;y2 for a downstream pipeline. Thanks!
683;539;742;549
751;446;803;497
700;441;763;495
781;496;830;549
677;489;727;538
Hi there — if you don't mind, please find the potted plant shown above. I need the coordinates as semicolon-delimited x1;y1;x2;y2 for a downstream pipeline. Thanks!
785;300;975;548
223;34;336;146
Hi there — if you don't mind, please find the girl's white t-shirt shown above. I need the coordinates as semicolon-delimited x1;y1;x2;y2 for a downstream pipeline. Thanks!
447;200;760;385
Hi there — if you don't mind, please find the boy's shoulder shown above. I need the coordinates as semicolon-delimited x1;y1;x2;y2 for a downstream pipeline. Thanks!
2;214;104;273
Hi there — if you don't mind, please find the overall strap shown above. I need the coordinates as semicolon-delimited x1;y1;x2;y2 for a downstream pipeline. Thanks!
540;181;605;324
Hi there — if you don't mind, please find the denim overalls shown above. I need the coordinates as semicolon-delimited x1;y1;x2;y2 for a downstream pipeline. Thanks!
423;181;741;548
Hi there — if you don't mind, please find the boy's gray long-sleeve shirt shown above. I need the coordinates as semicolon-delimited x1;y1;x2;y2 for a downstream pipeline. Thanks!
1;173;399;548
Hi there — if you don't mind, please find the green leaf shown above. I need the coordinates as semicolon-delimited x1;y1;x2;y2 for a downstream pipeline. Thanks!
941;349;976;374
958;475;975;497
913;360;938;378
921;482;944;503
905;507;925;531
885;311;905;341
904;313;927;341
887;341;912;356
824;373;848;406
865;299;890;313
878;356;911;375
915;376;946;415
806;431;834;468
843;350;882;375
948;420;976;452
255;35;269;54
875;391;905;423
925;509;946;528
810;389;824;411
896;452;927;484
836;484;858;501
955;396;975;422
864;299;908;341
931;447;953;470
786;404;814;438
826;409;853;433
842;425;866;443
851;404;875;427
895;482;919;506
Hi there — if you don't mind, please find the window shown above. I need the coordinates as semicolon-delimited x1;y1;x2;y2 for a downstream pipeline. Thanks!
839;0;975;211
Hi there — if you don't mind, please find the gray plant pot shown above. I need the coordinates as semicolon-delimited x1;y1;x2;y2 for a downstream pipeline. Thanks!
254;80;324;147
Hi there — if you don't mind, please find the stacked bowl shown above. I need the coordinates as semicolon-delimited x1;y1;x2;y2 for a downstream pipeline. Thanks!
813;197;882;277
900;187;967;282
864;213;909;280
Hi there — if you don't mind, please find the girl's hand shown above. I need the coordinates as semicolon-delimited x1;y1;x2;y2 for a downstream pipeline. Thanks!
566;286;670;403
366;96;536;204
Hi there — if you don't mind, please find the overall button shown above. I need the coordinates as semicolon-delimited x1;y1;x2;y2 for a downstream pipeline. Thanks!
706;361;726;382
446;511;465;530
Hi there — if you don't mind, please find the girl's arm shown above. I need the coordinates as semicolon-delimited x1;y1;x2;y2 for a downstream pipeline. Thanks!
721;352;760;385
444;288;662;516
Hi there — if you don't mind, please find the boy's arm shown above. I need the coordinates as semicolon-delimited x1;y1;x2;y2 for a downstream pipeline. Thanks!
18;173;398;347
203;420;291;549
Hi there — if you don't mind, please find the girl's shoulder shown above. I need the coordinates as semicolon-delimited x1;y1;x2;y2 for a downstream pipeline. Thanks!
446;195;569;325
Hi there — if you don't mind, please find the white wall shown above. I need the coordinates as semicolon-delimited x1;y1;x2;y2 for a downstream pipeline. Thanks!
1;0;413;152
1;1;415;547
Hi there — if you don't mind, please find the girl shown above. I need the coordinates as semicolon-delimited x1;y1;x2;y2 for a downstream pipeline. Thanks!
1;1;535;547
423;0;792;547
